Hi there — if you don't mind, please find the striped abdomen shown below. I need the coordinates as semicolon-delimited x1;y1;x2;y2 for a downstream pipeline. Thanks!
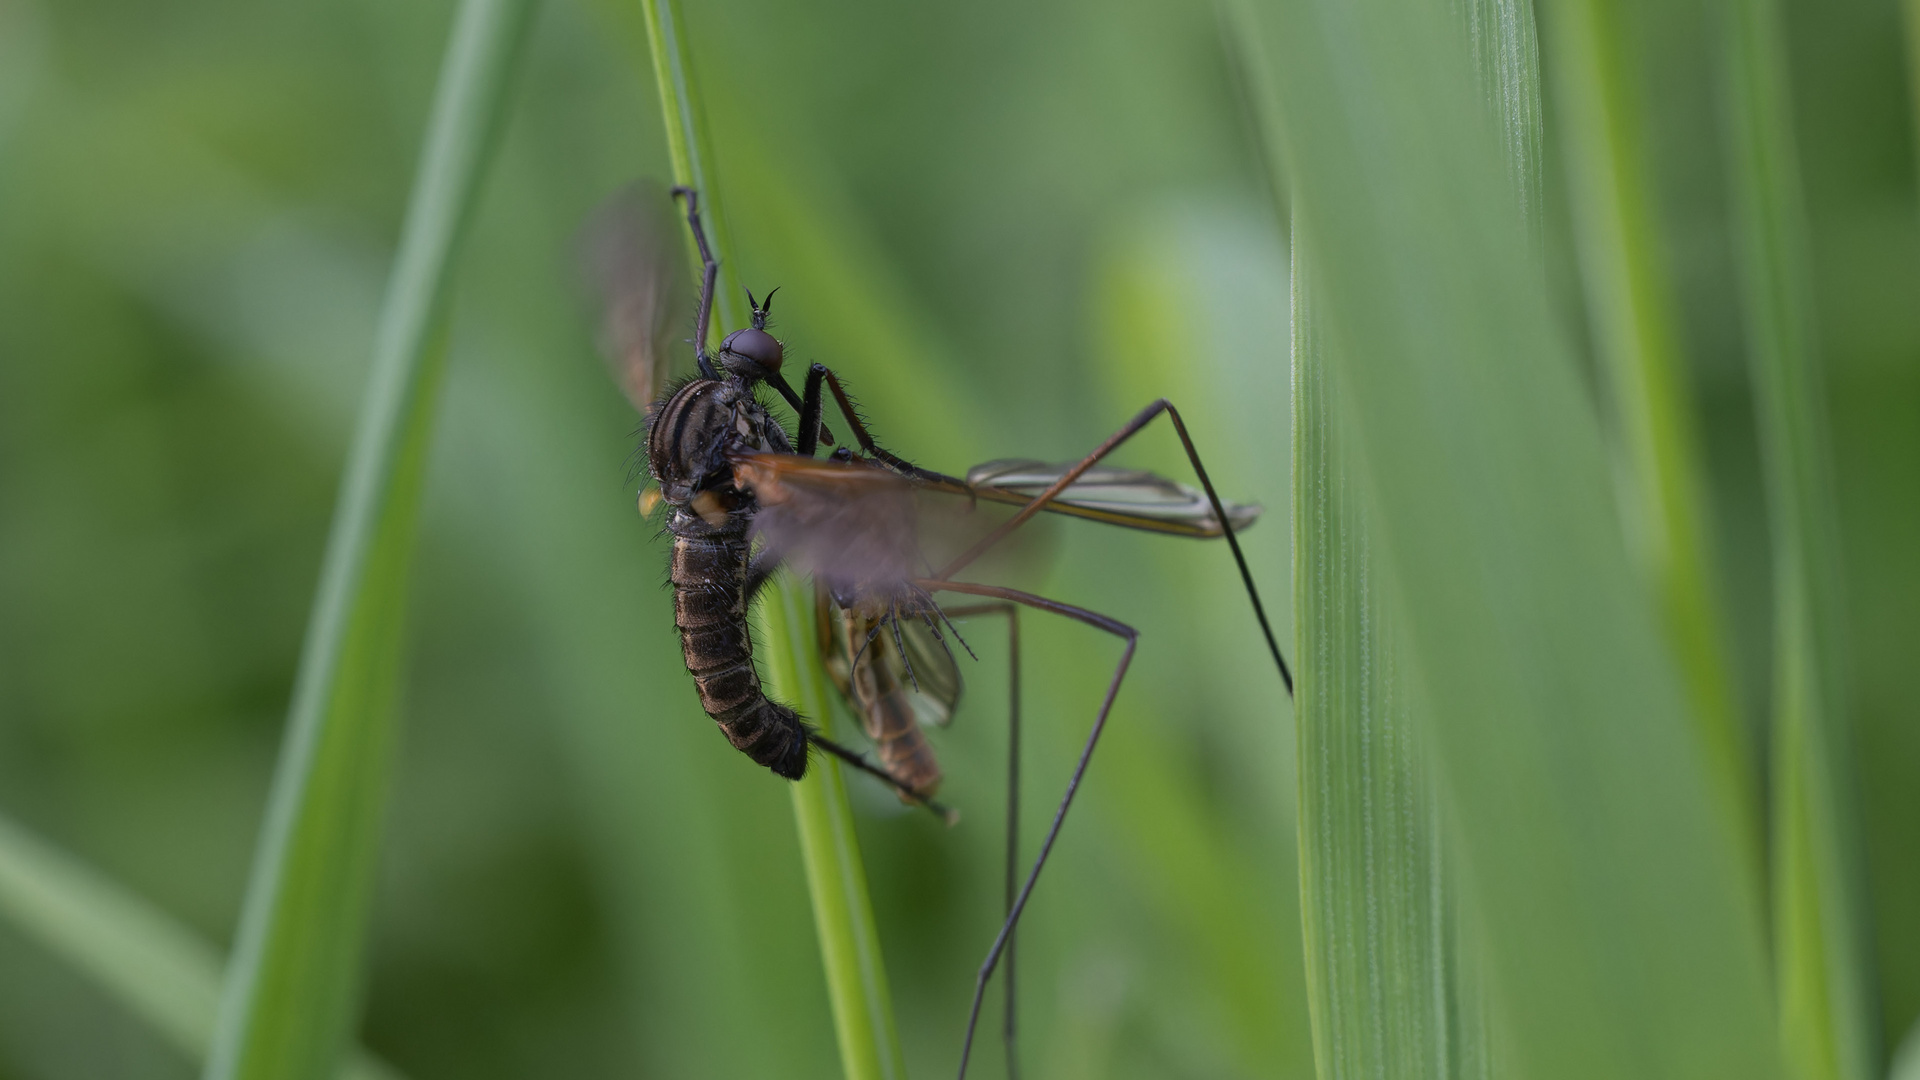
670;532;811;779
827;606;942;799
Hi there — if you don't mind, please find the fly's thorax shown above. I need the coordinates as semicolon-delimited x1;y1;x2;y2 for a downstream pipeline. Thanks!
645;376;792;507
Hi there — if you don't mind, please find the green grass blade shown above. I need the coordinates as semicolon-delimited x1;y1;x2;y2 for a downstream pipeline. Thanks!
636;3;906;1077
637;0;743;339
1723;0;1878;1076
1249;0;1785;1075
1282;1;1536;1074
760;584;909;1080
0;814;402;1080
1292;235;1483;1080
203;1;537;1078
1538;0;1755;864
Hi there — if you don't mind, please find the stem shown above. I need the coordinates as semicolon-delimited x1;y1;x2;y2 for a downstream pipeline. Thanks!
636;3;906;1077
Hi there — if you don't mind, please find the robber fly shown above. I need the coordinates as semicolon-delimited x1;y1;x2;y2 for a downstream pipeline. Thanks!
585;184;1292;1079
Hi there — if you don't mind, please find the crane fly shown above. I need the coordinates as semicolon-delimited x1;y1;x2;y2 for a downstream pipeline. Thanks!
584;183;1293;1079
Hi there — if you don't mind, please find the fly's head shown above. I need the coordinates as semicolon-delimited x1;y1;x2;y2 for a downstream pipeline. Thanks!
716;287;783;382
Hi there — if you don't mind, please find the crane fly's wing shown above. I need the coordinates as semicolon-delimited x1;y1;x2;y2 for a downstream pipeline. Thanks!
958;458;1263;537
895;616;962;725
581;181;692;415
815;586;963;731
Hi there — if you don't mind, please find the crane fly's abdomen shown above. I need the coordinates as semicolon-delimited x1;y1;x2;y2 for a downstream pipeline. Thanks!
670;532;811;779
833;608;943;799
861;684;942;799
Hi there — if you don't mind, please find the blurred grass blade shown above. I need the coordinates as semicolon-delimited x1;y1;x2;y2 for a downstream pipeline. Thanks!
1722;0;1878;1076
1451;0;1544;236
204;1;536;1078
0;813;401;1080
1249;0;1786;1075
1894;1017;1920;1080
1283;0;1536;1074
1538;0;1755;861
1217;0;1291;234
637;3;907;1078
1292;236;1494;1079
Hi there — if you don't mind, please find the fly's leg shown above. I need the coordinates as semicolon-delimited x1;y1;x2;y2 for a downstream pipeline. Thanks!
916;580;1133;1080
799;363;959;482
668;186;721;380
809;733;959;824
940;601;1023;1080
935;398;1292;694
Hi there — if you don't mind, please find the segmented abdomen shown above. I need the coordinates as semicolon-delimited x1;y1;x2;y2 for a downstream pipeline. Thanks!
670;533;811;779
834;608;942;799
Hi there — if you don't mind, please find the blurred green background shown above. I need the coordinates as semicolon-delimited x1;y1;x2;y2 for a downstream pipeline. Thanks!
0;0;1913;1076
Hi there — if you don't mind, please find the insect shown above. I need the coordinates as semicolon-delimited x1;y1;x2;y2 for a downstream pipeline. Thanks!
585;183;1292;1078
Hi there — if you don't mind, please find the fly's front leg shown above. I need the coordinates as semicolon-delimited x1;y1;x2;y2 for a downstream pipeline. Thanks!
669;186;721;380
805;363;949;481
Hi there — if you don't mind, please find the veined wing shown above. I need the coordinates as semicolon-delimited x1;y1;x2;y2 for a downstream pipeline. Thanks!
581;181;692;415
815;587;962;731
731;452;926;597
950;458;1262;538
733;451;1264;597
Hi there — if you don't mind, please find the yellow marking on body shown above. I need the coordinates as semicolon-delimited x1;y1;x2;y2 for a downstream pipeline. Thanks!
691;490;730;528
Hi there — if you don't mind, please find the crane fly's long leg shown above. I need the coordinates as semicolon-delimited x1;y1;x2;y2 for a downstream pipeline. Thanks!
935;399;1293;695
940;601;1023;1080
669;186;721;380
916;580;1134;1080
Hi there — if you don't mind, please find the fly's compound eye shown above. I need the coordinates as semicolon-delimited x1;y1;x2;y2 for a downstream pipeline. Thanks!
719;327;783;375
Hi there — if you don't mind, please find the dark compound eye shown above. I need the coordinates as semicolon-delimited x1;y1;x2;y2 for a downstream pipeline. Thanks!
720;327;783;372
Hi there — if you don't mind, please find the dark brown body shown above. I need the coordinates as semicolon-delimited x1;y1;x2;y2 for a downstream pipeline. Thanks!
648;376;810;778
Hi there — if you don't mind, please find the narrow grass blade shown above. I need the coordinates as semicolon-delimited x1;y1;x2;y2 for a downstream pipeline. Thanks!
1280;0;1536;1075
0;814;401;1080
636;3;906;1077
1723;0;1878;1075
1538;0;1755;862
760;584;909;1080
1248;0;1785;1076
204;2;537;1078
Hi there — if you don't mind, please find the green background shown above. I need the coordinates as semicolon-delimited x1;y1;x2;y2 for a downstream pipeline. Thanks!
0;0;1913;1076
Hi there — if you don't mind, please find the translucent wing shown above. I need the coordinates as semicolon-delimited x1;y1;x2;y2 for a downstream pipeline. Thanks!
731;453;929;599
959;458;1262;537
581;182;692;414
895;615;962;726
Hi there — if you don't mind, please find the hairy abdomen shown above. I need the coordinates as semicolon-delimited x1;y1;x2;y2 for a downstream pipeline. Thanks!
670;533;810;779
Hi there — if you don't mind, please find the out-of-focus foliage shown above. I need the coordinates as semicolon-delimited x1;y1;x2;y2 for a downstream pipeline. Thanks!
0;0;1308;1076
0;0;1914;1076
